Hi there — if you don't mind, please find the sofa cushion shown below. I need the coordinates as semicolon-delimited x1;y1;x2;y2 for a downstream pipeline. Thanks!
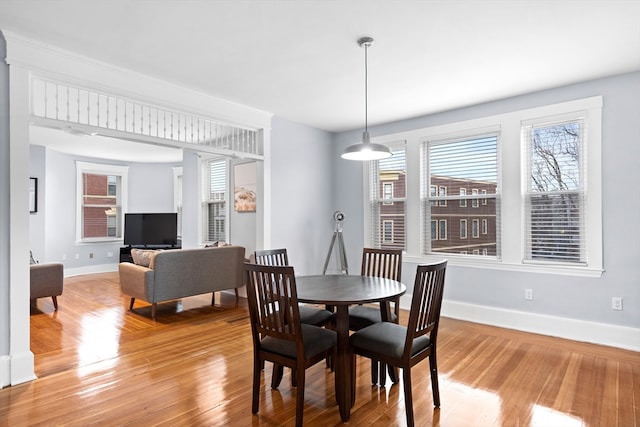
131;249;158;268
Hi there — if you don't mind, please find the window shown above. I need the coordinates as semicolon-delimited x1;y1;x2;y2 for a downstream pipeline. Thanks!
204;158;228;243
383;182;394;205
366;96;601;276
438;186;447;206
439;220;447;240
472;219;480;238
368;142;406;250
383;220;394;243
523;119;584;264
76;162;128;242
423;134;498;257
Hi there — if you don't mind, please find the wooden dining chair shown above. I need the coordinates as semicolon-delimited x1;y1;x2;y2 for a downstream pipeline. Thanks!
254;249;333;327
349;260;447;427
348;247;402;384
245;263;337;427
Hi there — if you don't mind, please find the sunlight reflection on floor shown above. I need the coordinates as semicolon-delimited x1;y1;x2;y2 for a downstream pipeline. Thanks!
439;375;585;427
443;377;502;425
531;404;584;427
76;310;122;376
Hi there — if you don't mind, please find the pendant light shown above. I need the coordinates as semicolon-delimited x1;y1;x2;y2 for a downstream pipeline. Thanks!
342;37;392;161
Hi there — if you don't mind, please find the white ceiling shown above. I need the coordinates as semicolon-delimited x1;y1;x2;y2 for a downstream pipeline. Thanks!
1;0;639;160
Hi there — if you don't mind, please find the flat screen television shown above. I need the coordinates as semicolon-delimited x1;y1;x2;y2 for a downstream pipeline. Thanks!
124;213;178;247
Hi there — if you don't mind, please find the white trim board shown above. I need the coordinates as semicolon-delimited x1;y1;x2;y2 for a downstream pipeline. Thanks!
0;355;10;388
440;300;640;352
64;264;118;277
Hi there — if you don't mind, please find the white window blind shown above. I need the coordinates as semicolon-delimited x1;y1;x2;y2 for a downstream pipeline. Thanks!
205;158;228;243
523;119;585;264
422;134;499;257
368;142;406;250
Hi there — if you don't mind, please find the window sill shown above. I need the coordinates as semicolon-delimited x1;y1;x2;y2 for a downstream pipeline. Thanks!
403;254;604;278
77;238;123;245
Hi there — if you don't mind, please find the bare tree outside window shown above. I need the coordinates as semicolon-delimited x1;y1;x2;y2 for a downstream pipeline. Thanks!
527;121;583;263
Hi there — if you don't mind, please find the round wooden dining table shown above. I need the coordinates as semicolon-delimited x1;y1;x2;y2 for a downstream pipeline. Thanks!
295;274;406;422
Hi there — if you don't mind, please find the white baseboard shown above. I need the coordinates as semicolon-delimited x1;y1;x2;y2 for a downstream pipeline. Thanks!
440;300;640;352
64;263;118;277
0;351;37;389
0;355;10;388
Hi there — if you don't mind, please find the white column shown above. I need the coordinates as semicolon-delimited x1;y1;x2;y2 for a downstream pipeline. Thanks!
8;62;36;385
0;32;12;388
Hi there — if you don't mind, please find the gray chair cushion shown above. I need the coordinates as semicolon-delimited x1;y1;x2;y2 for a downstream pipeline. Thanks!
299;305;333;326
262;324;337;359
350;322;430;360
348;305;398;326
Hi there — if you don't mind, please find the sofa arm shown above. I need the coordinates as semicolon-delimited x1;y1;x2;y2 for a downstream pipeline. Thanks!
30;263;64;299
119;262;156;303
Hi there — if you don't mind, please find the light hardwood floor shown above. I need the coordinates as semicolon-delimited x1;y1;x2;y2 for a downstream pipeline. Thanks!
1;272;638;426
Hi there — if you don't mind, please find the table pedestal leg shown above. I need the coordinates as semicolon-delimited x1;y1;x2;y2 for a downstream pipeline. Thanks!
334;305;352;421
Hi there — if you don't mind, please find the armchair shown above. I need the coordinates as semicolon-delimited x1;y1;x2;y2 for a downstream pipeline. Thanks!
30;262;64;310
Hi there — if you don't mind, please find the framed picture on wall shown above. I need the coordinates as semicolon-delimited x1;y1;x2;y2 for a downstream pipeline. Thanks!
29;177;38;213
234;162;257;212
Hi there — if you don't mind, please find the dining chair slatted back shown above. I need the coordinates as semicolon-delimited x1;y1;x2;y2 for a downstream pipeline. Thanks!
253;249;333;328
350;247;403;384
254;248;289;267
406;261;447;352
361;247;403;281
245;263;337;427
349;260;447;427
247;264;300;346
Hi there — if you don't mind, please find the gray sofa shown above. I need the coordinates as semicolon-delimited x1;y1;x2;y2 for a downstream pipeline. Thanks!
119;245;246;319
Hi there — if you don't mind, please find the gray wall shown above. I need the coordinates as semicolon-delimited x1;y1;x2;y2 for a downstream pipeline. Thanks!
30;145;180;269
269;116;334;275
28;145;45;262
334;72;640;330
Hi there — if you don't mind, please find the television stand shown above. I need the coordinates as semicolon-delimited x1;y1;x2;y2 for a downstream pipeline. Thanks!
119;245;182;263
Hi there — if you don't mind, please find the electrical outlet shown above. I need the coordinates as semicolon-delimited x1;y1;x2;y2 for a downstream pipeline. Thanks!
612;297;623;311
107;251;114;258
62;254;67;261
89;252;94;259
75;253;79;260
525;288;533;300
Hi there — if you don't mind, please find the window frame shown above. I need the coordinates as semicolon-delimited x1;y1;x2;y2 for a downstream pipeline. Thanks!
522;115;586;265
366;141;407;251
75;161;128;243
460;219;468;239
382;182;394;205
422;131;500;259
363;96;602;277
382;220;394;243
200;156;229;245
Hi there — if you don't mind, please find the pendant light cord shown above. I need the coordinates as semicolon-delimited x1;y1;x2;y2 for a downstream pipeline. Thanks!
364;42;368;134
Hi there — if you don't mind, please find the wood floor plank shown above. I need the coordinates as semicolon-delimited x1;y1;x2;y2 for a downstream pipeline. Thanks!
0;272;637;426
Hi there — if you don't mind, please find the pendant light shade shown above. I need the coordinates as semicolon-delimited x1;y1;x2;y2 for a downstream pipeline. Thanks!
342;37;392;161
